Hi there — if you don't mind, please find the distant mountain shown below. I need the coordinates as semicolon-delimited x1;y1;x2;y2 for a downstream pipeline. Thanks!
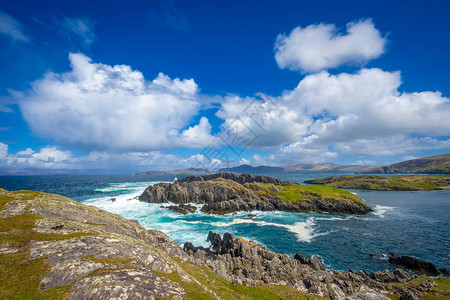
219;163;379;174
366;154;450;174
135;168;213;175
0;168;85;175
136;154;450;176
219;164;284;173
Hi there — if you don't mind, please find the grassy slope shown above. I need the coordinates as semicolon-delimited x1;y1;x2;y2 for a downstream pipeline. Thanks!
386;154;450;174
245;182;364;205
0;189;319;299
307;175;450;191
387;277;450;300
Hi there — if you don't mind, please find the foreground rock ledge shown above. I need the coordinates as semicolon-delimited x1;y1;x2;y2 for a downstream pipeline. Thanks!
139;172;372;214
0;188;446;299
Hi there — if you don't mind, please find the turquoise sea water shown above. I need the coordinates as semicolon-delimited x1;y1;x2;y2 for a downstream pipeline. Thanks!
1;173;449;273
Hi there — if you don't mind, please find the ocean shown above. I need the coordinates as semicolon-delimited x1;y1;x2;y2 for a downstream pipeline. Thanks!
1;173;449;273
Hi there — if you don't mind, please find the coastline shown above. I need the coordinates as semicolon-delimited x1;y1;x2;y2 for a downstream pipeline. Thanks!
1;188;448;299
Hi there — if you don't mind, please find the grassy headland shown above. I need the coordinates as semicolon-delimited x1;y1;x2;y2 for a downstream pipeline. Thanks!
304;175;450;191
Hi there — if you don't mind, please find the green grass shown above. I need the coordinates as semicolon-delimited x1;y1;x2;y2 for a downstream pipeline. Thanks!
387;277;450;300
251;183;362;204
0;247;73;299
0;189;93;299
423;277;450;300
306;175;450;191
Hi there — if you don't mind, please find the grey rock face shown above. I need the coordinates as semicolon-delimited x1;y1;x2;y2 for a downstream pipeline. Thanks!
388;253;441;276
182;232;425;299
71;269;185;300
139;173;372;214
180;172;298;186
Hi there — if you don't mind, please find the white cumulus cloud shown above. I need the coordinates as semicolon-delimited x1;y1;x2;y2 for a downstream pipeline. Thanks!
216;68;450;160
17;53;214;151
5;146;72;168
275;19;386;73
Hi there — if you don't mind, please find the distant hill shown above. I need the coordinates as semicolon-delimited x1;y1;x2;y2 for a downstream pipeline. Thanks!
219;163;380;174
135;168;213;175
365;154;450;174
136;153;450;176
219;164;284;173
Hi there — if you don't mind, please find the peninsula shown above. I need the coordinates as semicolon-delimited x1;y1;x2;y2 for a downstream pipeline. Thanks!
304;175;450;191
139;173;372;214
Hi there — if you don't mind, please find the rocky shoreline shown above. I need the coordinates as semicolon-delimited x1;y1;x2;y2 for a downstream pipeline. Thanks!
183;231;442;300
0;188;448;299
139;172;372;214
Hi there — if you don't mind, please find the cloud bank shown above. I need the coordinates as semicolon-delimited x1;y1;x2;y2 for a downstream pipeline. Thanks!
217;67;450;163
18;53;214;152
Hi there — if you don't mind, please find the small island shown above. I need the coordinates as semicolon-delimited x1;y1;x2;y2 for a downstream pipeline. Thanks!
304;175;450;191
138;173;372;214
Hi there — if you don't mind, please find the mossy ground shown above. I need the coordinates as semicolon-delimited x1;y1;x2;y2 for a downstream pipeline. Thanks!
0;190;91;299
307;175;450;191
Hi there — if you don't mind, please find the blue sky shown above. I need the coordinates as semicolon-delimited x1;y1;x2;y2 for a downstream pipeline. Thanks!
0;0;449;173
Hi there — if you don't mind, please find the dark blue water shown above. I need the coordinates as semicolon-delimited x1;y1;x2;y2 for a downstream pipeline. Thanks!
1;173;449;273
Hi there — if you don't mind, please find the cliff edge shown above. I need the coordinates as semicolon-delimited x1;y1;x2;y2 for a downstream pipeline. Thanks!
139;173;372;214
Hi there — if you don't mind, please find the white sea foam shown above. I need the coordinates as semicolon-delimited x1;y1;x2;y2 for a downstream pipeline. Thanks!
372;205;395;218
212;217;325;243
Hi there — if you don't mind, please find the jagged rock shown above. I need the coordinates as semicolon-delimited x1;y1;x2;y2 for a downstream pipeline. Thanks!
139;173;372;214
294;253;309;264
307;282;329;297
294;253;325;271
388;253;440;276
348;285;390;299
70;268;185;300
180;172;298;186
399;289;421;300
182;231;438;300
328;283;347;300
166;203;197;214
370;270;396;283
310;255;326;271
393;268;411;282
412;279;437;292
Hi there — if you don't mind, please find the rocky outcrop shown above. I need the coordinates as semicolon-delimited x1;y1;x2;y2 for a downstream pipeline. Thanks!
166;203;197;214
139;173;372;214
183;231;439;299
0;188;445;299
179;172;298;185
388;253;441;276
0;189;188;299
305;175;450;191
